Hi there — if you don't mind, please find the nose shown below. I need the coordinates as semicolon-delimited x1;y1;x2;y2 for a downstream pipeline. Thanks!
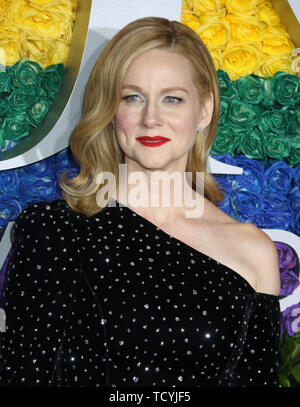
141;100;163;128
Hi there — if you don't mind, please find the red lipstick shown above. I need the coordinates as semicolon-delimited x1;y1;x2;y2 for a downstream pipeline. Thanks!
136;136;170;147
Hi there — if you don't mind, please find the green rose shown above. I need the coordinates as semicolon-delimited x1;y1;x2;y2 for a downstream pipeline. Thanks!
257;108;287;136
211;124;240;155
2;117;30;141
0;98;7;116
286;132;300;149
227;98;258;131
217;70;237;100
264;132;290;160
265;72;300;107
0;127;6;149
0;69;12;93
286;147;300;167
236;127;266;159
8;86;37;114
218;99;229;125
286;108;300;136
232;74;265;105
11;58;42;88
29;97;51;126
40;63;64;100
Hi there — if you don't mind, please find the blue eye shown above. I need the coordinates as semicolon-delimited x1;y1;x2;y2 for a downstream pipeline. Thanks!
122;95;142;103
165;96;182;104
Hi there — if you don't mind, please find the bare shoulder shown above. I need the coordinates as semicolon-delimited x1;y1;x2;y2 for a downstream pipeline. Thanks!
235;222;281;296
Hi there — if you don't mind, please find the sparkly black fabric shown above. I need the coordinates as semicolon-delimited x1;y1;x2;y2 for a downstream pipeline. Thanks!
0;198;281;387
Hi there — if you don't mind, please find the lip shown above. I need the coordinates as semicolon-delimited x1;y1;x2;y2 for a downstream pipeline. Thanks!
136;136;170;141
136;136;171;148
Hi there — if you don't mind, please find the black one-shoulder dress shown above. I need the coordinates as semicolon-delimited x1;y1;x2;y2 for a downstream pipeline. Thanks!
0;198;281;387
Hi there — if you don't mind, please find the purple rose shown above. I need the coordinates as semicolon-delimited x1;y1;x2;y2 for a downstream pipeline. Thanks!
280;270;300;297
275;242;297;269
282;303;300;336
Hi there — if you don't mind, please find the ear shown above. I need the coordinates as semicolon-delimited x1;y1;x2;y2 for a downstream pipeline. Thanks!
198;91;214;131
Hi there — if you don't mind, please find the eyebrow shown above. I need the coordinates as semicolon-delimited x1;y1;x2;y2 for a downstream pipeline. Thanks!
122;84;190;94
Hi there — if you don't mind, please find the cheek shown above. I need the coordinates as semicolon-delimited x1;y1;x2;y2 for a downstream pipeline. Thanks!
115;108;139;132
168;110;199;134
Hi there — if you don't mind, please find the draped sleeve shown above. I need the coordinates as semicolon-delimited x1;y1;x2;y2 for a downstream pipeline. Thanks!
0;200;107;387
218;292;281;387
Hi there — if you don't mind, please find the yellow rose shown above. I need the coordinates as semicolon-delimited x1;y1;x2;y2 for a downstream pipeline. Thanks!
19;35;70;68
19;34;55;68
184;19;202;32
182;0;194;10
181;10;202;32
0;0;76;67
255;53;294;77
222;40;261;80
257;1;281;27
0;41;19;66
0;0;10;23
227;12;261;43
50;40;70;65
224;0;259;12
207;46;223;70
195;15;230;49
181;11;199;24
0;48;6;65
192;0;222;14
261;26;294;56
0;23;20;65
9;0;74;40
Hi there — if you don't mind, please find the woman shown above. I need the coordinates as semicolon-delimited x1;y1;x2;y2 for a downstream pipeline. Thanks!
0;17;281;387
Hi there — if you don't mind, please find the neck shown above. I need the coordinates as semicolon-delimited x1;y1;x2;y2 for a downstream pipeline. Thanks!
110;166;205;224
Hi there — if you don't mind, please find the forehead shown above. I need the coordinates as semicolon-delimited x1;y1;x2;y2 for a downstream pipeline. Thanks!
123;49;196;86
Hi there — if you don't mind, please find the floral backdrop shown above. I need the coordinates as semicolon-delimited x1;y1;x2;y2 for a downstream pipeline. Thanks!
0;0;76;152
0;0;299;387
181;0;300;386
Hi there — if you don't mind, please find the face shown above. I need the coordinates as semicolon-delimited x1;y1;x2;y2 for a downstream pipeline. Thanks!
114;48;213;173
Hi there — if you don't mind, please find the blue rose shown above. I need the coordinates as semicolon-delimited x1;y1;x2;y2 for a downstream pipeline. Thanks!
231;183;264;222
17;155;56;178
213;174;233;195
288;184;300;213
230;155;264;194
294;163;300;188
264;197;293;229
291;212;300;236
19;172;55;202
0;169;19;198
263;161;294;195
54;148;79;175
0;198;22;227
251;212;266;228
211;153;235;165
263;191;292;211
264;203;293;229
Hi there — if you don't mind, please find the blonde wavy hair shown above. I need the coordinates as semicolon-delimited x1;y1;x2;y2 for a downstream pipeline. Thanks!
59;16;225;216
